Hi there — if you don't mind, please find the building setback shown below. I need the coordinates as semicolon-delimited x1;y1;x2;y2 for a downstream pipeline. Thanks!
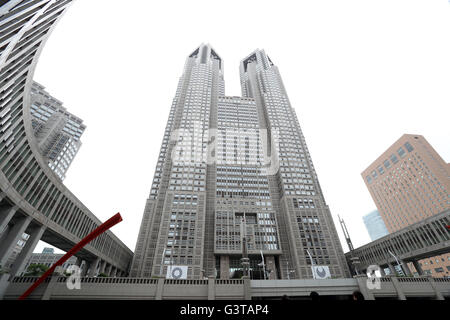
131;44;350;279
362;134;450;277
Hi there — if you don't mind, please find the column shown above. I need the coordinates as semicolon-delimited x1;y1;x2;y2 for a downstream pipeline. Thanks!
111;266;117;277
0;216;31;267
155;278;164;300
75;257;82;267
219;255;229;279
81;260;90;277
88;258;100;277
412;260;424;276
401;261;412;276
426;276;445;300
388;263;396;275
9;225;46;277
99;260;106;275
207;276;215;300
390;276;406;300
105;263;112;276
354;275;375;300
243;276;251;300
0;207;16;235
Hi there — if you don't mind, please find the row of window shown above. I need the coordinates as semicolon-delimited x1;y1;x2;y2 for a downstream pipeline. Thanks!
367;141;414;184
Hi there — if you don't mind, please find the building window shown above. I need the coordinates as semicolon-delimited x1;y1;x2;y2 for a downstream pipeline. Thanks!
366;176;372;184
383;159;391;169
397;147;406;158
390;154;398;164
404;142;414;152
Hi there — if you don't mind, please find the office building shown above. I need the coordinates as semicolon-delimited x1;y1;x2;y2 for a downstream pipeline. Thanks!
30;82;86;180
363;210;389;241
21;247;77;275
131;44;350;280
362;134;450;277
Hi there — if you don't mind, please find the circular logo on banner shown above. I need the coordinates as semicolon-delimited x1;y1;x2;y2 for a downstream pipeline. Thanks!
316;267;326;278
171;267;183;279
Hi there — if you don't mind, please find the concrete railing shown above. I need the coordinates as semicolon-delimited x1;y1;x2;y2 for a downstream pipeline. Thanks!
2;276;449;300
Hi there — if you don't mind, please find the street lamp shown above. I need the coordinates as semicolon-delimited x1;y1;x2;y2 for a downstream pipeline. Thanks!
388;249;404;276
306;249;317;279
257;250;267;280
240;217;250;278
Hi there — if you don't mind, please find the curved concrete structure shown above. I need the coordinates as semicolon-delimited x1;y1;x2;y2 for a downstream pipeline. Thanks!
0;1;132;278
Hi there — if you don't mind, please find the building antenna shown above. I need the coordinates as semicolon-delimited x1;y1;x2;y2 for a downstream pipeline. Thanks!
338;215;360;275
338;215;354;252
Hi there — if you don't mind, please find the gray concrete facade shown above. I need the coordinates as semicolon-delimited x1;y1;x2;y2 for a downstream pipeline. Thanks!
131;44;350;280
0;0;132;282
345;209;450;275
2;276;449;300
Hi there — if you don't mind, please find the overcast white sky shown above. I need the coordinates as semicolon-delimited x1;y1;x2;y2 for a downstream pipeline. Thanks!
32;0;450;254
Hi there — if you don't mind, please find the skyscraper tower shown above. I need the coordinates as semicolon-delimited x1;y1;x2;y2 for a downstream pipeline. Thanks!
30;82;85;180
131;44;350;279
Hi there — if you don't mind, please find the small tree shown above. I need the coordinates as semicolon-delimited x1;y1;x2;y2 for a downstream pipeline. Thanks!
97;272;108;277
24;263;49;276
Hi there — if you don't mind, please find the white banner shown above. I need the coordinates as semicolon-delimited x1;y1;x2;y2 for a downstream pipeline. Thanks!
166;265;188;279
311;265;331;279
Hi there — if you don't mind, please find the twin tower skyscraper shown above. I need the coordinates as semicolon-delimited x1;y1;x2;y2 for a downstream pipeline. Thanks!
131;44;350;279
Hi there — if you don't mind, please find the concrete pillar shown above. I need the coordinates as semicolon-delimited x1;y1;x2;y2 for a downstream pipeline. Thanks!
390;276;406;300
388;263;396;275
207;276;215;300
243;276;251;300
75;257;82;267
354;275;375;300
412;260;424;276
111;266;117;277
88;258;100;277
41;274;60;300
0;215;31;267
219;255;229;279
156;277;165;300
266;256;277;279
99;260;106;274
0;207;16;235
426;276;445;300
9;225;46;277
0;273;10;300
105;263;112;276
81;261;90;277
401;261;412;276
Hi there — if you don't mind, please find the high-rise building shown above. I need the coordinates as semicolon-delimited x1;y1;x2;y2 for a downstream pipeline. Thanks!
1;82;86;270
131;44;350;280
362;134;450;277
0;0;132;279
30;82;85;180
363;210;388;241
